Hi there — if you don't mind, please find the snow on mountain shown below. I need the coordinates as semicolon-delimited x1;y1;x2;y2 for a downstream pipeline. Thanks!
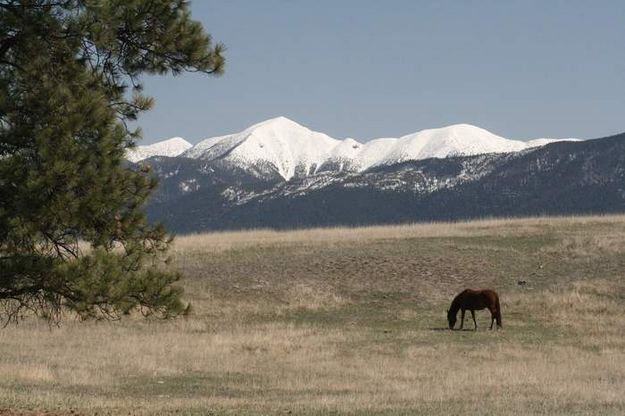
525;138;581;148
183;117;340;180
175;117;578;180
127;137;192;163
389;124;524;162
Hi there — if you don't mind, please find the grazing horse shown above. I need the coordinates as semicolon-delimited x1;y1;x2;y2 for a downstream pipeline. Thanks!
447;289;502;330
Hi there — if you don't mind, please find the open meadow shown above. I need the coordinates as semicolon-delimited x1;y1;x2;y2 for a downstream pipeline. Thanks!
2;216;625;415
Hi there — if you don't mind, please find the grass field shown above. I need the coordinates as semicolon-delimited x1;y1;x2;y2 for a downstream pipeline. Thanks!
2;216;625;415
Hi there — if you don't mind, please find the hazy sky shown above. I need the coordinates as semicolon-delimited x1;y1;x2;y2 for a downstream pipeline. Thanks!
135;0;625;144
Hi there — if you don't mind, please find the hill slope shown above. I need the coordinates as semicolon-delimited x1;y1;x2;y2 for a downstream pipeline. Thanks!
132;117;576;181
144;132;625;233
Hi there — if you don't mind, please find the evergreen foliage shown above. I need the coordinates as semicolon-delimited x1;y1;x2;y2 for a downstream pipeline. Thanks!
0;0;224;322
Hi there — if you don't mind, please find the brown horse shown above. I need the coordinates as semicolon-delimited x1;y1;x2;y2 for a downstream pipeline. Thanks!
447;289;502;330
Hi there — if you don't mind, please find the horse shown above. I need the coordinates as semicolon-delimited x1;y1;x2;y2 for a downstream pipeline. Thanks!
447;289;502;330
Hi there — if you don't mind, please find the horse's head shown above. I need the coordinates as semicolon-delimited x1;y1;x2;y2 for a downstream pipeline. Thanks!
447;309;456;329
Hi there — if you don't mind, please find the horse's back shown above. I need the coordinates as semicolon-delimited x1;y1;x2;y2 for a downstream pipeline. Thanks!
457;288;499;309
479;289;499;302
464;288;498;298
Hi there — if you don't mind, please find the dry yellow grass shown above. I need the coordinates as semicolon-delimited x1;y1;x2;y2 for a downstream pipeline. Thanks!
171;214;625;253
1;215;625;415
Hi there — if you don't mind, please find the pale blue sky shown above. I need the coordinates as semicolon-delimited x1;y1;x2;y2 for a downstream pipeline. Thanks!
136;0;625;144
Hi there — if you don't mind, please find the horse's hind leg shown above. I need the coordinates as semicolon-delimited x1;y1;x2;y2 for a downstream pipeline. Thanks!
489;308;495;330
470;310;477;330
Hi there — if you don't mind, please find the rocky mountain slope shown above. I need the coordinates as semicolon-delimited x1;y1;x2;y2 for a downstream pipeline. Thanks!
132;117;575;180
135;125;624;233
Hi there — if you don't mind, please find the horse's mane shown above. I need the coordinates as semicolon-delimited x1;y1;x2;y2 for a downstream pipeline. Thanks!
449;290;466;314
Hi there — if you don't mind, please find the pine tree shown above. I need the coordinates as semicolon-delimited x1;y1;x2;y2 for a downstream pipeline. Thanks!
0;0;224;322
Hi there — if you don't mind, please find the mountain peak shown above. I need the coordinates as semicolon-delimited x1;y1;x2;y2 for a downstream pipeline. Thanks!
401;123;503;140
244;116;309;134
137;118;579;178
436;123;496;135
159;137;193;146
126;137;192;162
257;115;297;125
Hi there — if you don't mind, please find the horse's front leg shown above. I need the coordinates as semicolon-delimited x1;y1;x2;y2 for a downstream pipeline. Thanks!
460;309;466;330
470;310;477;330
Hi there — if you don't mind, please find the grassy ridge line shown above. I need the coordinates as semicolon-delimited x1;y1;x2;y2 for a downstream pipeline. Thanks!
171;214;625;253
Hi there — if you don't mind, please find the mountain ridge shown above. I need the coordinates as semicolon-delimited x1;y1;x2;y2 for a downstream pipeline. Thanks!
131;117;578;180
126;137;192;163
144;131;625;232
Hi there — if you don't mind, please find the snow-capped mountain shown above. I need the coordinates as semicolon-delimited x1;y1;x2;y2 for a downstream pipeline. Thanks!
123;116;625;234
126;137;192;163
183;117;340;180
170;117;574;180
142;131;625;233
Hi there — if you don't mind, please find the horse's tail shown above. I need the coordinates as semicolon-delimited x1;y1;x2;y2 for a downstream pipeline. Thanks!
495;294;502;328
